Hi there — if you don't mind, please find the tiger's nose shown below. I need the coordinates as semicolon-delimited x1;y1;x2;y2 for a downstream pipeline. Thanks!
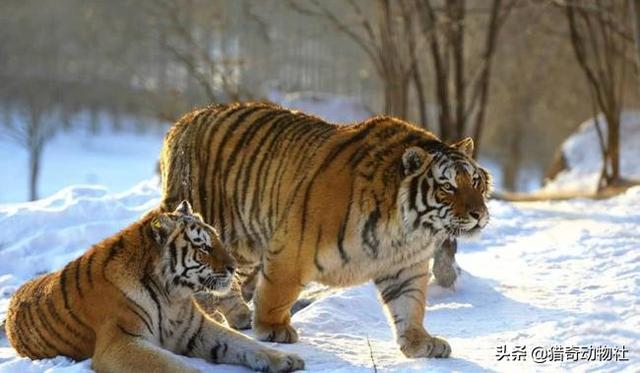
225;265;235;275
469;211;481;220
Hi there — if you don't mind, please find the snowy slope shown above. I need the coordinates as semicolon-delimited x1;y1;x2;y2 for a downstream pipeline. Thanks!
0;183;637;373
544;110;640;193
0;119;167;204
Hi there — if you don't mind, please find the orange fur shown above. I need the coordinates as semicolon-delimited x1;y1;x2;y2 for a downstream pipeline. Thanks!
5;201;304;372
159;103;491;357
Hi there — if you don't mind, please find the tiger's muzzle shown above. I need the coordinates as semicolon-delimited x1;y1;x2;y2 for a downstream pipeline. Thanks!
199;266;235;294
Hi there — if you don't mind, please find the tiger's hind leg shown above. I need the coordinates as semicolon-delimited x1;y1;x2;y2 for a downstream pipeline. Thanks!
92;323;198;373
193;277;252;330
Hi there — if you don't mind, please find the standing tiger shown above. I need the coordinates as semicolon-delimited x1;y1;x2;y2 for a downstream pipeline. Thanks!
159;102;491;358
5;201;304;373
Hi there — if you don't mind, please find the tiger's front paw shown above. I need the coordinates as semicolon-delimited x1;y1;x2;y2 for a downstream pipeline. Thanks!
254;322;299;343
399;328;451;358
248;349;304;373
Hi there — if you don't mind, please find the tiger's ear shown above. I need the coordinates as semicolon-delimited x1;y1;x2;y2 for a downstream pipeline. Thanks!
149;214;176;246
174;200;194;216
451;137;474;157
402;147;432;176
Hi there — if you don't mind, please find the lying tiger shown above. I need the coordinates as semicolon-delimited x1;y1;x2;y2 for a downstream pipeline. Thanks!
5;201;304;373
159;102;491;358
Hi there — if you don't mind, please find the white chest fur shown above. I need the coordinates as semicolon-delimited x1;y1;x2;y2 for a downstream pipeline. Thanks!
314;228;445;286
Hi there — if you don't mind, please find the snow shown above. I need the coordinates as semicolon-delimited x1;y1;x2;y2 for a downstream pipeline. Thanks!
0;183;638;372
0;94;368;205
0;115;167;204
543;110;640;193
0;101;637;372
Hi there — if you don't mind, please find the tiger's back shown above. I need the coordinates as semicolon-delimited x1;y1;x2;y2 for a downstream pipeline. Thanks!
160;103;341;259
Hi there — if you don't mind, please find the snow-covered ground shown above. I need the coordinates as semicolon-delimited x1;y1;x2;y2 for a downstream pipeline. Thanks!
0;100;637;372
544;110;640;193
0;113;167;204
0;182;637;372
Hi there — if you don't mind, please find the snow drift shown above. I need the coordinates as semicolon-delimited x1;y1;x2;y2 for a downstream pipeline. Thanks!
0;182;638;372
1;100;637;372
544;110;640;193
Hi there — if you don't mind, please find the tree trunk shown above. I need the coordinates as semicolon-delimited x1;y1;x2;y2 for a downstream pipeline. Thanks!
607;113;621;184
383;76;409;119
412;64;429;129
504;120;523;191
90;107;99;133
29;142;42;201
633;0;640;75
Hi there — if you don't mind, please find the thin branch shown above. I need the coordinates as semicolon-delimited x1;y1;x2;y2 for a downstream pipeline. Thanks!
366;336;378;373
287;0;383;73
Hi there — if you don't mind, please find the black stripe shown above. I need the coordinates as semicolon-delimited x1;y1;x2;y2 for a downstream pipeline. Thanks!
13;318;39;358
198;106;245;223
265;116;321;230
73;257;83;298
374;268;406;285
239;112;292;244
184;315;204;356
169;241;178;272
332;180;355;265
210;342;221;362
125;303;154;335
271;118;326;213
24;303;59;355
362;205;381;258
36;299;83;355
213;105;267;241
59;265;71;309
59;264;93;333
102;237;124;277
409;176;419;214
45;297;91;342
210;341;228;363
313;227;325;272
117;324;143;338
297;122;377;250
14;305;46;357
379;273;428;304
175;305;195;348
141;275;164;344
85;252;95;288
102;275;154;334
225;109;283;238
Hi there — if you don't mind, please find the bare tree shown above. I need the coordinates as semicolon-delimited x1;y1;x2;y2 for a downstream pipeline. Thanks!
563;0;633;189
289;0;515;156
145;0;251;104
1;94;58;201
415;0;516;152
288;0;419;119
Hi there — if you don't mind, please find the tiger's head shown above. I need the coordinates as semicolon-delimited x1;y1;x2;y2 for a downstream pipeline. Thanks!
398;137;491;238
149;200;236;295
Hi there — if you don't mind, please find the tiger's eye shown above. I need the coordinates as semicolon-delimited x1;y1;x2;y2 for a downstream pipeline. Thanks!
442;183;454;192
